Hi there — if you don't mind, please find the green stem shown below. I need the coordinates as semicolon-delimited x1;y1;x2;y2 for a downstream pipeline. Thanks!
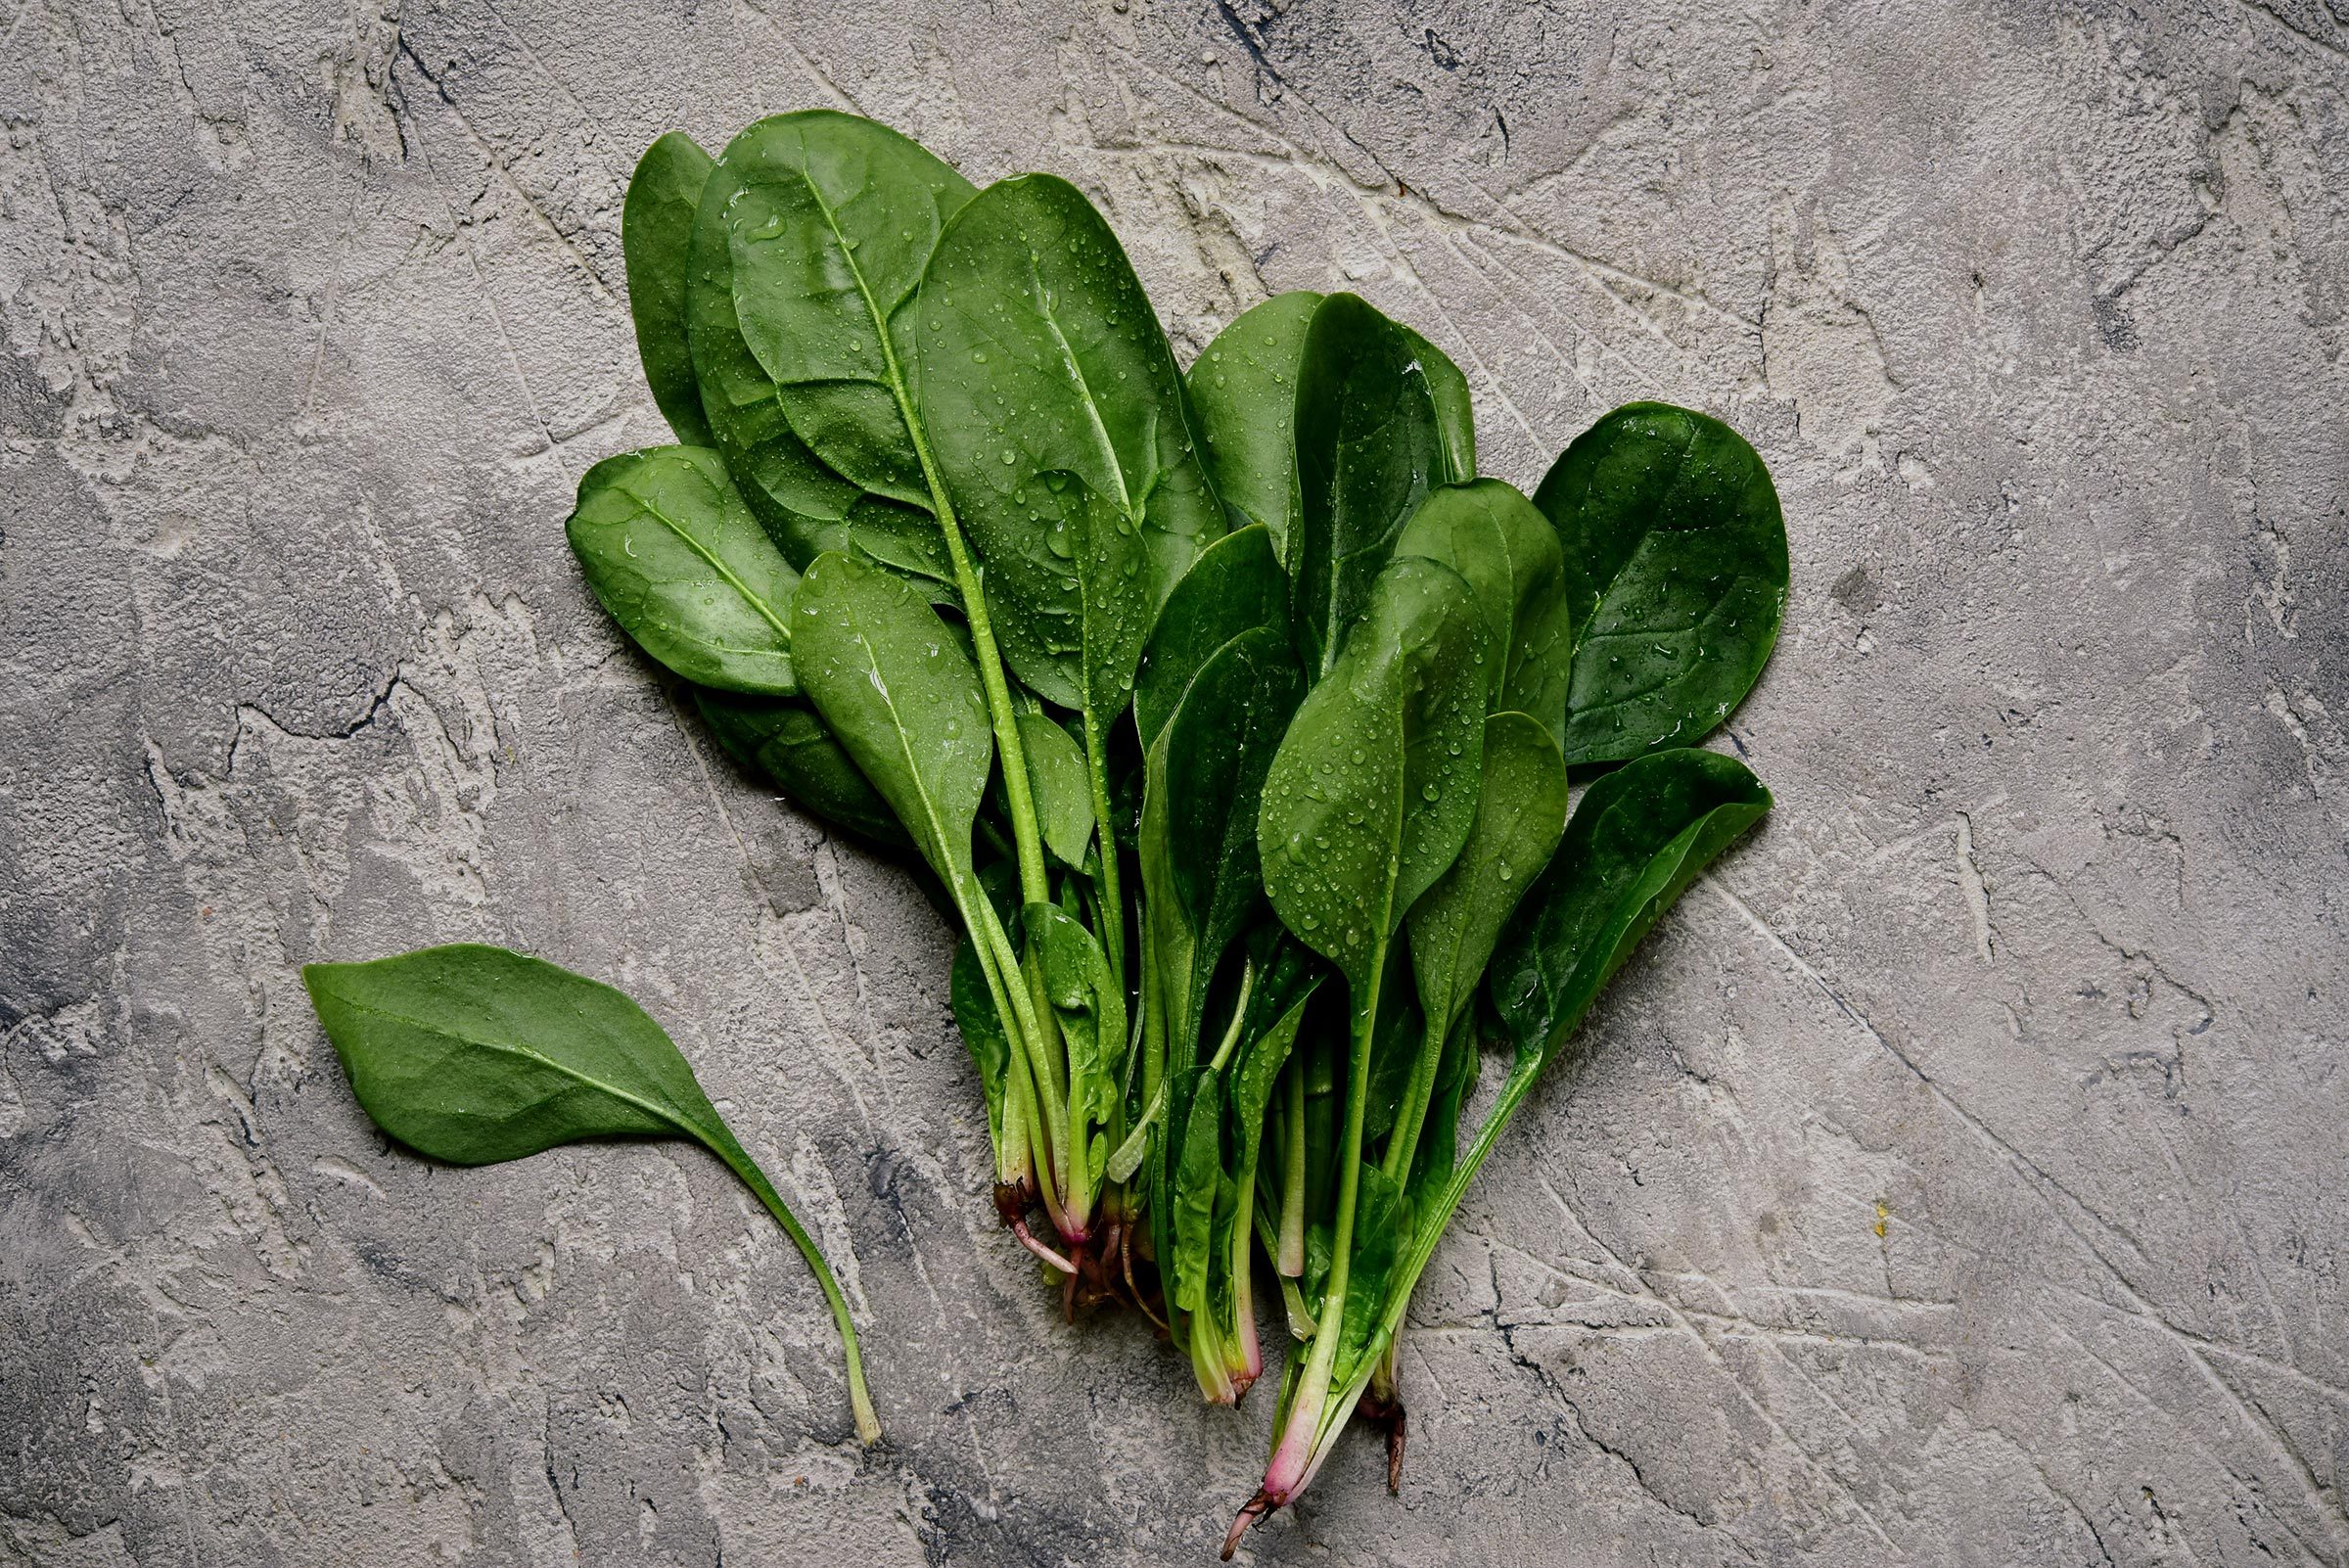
1082;717;1128;996
704;1130;881;1445
1289;960;1385;1418
1277;1050;1307;1277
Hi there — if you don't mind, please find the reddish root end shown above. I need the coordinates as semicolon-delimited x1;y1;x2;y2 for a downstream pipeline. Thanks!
1012;1220;1077;1274
1221;1488;1275;1560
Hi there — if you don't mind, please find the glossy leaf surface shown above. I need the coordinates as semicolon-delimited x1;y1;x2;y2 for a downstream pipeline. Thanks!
566;446;800;695
1490;747;1773;1069
1189;291;1322;550
622;132;716;447
1288;295;1446;679
791;550;991;887
908;173;1224;713
1405;711;1569;1044
1259;559;1487;995
1395;480;1575;741
726;111;975;506
1533;402;1788;764
1133;524;1287;752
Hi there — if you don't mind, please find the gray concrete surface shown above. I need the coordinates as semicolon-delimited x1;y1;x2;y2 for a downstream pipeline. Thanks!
4;1;2346;1563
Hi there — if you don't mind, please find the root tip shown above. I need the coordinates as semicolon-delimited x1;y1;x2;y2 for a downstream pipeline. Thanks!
1221;1489;1274;1560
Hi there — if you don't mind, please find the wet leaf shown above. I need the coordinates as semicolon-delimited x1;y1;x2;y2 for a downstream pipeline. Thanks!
1395;480;1575;743
622;131;716;448
1533;403;1789;764
1134;524;1287;753
693;686;908;850
566;446;800;695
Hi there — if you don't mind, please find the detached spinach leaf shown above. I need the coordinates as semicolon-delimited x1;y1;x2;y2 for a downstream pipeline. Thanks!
1395;480;1575;742
1490;746;1773;1070
1288;295;1447;679
303;943;880;1443
566;445;801;696
1259;557;1488;998
693;686;908;850
622;132;716;448
1533;402;1788;764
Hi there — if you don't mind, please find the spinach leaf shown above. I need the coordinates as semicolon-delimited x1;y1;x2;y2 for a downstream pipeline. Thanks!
1489;746;1773;1071
692;686;908;850
684;123;947;590
1190;293;1476;560
1287;295;1447;679
908;173;1223;705
789;550;990;889
1532;402;1788;764
1140;625;1304;1056
1259;558;1488;998
1405;712;1570;1050
725;111;975;507
1013;711;1095;870
622;131;716;448
302;943;879;1443
1190;291;1322;550
1164;1064;1221;1315
1395;480;1575;742
566;446;801;696
1028;899;1126;1188
1134;524;1287;753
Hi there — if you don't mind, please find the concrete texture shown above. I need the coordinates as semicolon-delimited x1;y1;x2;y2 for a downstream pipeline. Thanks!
3;0;2345;1562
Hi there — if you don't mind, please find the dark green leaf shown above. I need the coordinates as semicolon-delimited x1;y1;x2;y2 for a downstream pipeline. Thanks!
1028;899;1126;1145
1189;290;1322;551
725;111;975;507
1166;1064;1222;1314
1490;747;1773;1070
301;943;879;1442
791;550;991;888
566;446;800;695
1260;558;1488;996
1395;480;1575;742
1335;1162;1403;1372
907;173;1224;714
1399;324;1477;485
684;127;942;583
1405;712;1570;1043
1013;711;1094;868
622;132;716;448
1533;402;1789;764
1287;294;1446;678
1133;524;1287;753
692;686;908;850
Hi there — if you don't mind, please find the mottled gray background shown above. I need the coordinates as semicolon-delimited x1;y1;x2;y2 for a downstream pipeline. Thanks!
4;0;2345;1563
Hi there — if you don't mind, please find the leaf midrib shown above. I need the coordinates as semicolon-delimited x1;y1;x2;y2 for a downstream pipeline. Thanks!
1025;250;1134;518
615;478;793;644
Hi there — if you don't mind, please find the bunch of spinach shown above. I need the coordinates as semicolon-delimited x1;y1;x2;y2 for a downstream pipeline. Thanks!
301;109;1792;1528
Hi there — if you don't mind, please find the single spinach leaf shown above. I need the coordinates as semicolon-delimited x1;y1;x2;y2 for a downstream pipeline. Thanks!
1259;558;1488;997
685;129;944;583
692;686;908;850
1288;294;1447;679
1133;524;1286;753
1335;1162;1403;1373
725;111;976;506
1190;291;1322;550
1013;711;1094;869
622;132;716;448
790;550;991;889
907;172;1225;714
1165;1063;1222;1315
1399;324;1476;485
1490;746;1773;1070
1532;402;1788;764
1029;899;1126;1159
1189;295;1474;558
1395;480;1575;742
1142;626;1305;1053
302;943;879;1443
1405;712;1570;1045
566;446;801;696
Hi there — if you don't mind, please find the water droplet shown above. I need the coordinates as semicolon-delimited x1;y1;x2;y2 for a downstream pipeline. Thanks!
1421;784;1441;802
